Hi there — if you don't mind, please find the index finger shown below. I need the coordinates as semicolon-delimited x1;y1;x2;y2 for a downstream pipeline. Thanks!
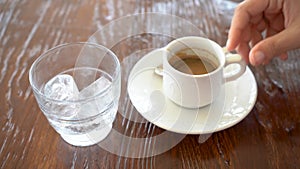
227;0;269;50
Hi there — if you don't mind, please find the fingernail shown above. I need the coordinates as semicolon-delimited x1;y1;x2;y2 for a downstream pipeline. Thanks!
254;51;265;65
226;39;231;48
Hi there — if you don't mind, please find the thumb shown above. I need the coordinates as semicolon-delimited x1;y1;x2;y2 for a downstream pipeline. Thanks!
249;27;300;66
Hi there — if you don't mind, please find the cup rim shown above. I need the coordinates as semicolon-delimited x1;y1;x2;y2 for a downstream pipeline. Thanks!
163;36;225;78
29;42;121;104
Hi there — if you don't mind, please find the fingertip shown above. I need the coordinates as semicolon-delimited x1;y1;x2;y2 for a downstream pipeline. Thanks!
226;33;241;51
226;38;233;51
250;50;265;66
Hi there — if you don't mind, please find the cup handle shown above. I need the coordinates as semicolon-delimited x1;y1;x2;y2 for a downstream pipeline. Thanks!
223;47;247;82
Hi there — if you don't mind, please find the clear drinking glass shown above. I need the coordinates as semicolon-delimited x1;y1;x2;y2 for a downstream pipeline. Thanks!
29;42;121;146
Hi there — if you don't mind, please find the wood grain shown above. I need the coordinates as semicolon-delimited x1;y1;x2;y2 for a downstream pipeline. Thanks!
1;0;300;168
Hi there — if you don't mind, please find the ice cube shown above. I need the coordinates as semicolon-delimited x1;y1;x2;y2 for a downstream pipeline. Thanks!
78;76;114;118
43;74;80;118
44;74;79;101
79;76;111;99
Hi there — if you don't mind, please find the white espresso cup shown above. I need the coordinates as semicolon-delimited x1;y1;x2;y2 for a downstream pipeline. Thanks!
162;36;246;108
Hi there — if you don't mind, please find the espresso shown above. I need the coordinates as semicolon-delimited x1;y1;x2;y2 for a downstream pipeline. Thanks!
169;49;218;75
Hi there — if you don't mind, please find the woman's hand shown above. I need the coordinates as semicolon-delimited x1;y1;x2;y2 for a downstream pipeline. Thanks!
227;0;300;66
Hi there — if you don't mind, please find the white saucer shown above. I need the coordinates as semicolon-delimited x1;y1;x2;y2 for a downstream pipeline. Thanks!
127;49;257;134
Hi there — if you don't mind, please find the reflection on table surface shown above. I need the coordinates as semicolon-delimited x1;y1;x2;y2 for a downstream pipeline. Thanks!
1;0;300;168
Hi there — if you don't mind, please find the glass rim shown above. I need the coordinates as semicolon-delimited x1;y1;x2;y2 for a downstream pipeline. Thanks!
29;42;121;104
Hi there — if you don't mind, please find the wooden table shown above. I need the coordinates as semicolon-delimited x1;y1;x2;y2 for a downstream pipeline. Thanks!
1;0;300;168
